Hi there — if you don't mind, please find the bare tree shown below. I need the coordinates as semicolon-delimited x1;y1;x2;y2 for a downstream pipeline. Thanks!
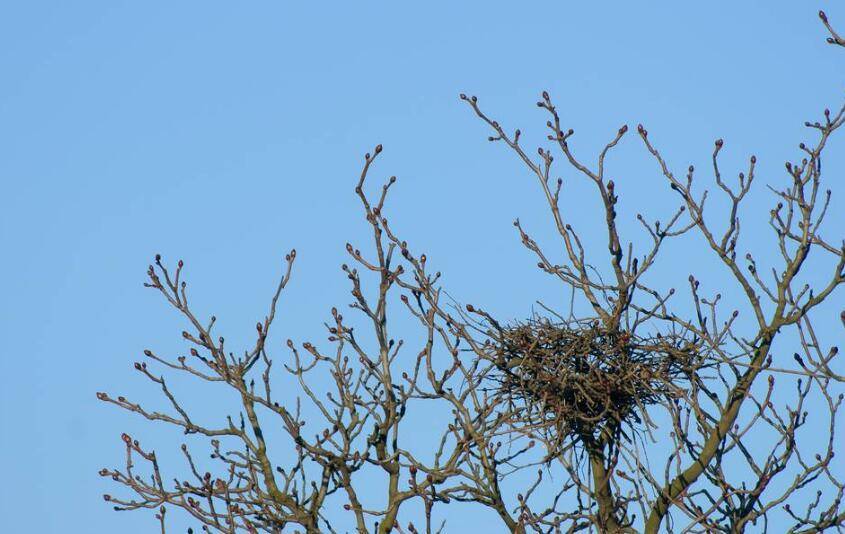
99;11;845;533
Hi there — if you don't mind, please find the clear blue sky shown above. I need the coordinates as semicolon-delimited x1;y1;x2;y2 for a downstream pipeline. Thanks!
1;1;843;532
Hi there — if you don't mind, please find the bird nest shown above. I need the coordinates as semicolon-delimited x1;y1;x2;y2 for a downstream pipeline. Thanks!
490;318;696;443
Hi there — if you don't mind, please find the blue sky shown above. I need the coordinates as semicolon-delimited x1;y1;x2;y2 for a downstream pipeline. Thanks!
1;1;843;532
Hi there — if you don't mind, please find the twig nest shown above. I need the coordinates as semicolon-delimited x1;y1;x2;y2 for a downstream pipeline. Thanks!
490;318;695;442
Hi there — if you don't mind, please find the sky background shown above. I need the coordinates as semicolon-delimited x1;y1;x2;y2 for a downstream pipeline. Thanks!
1;1;844;532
